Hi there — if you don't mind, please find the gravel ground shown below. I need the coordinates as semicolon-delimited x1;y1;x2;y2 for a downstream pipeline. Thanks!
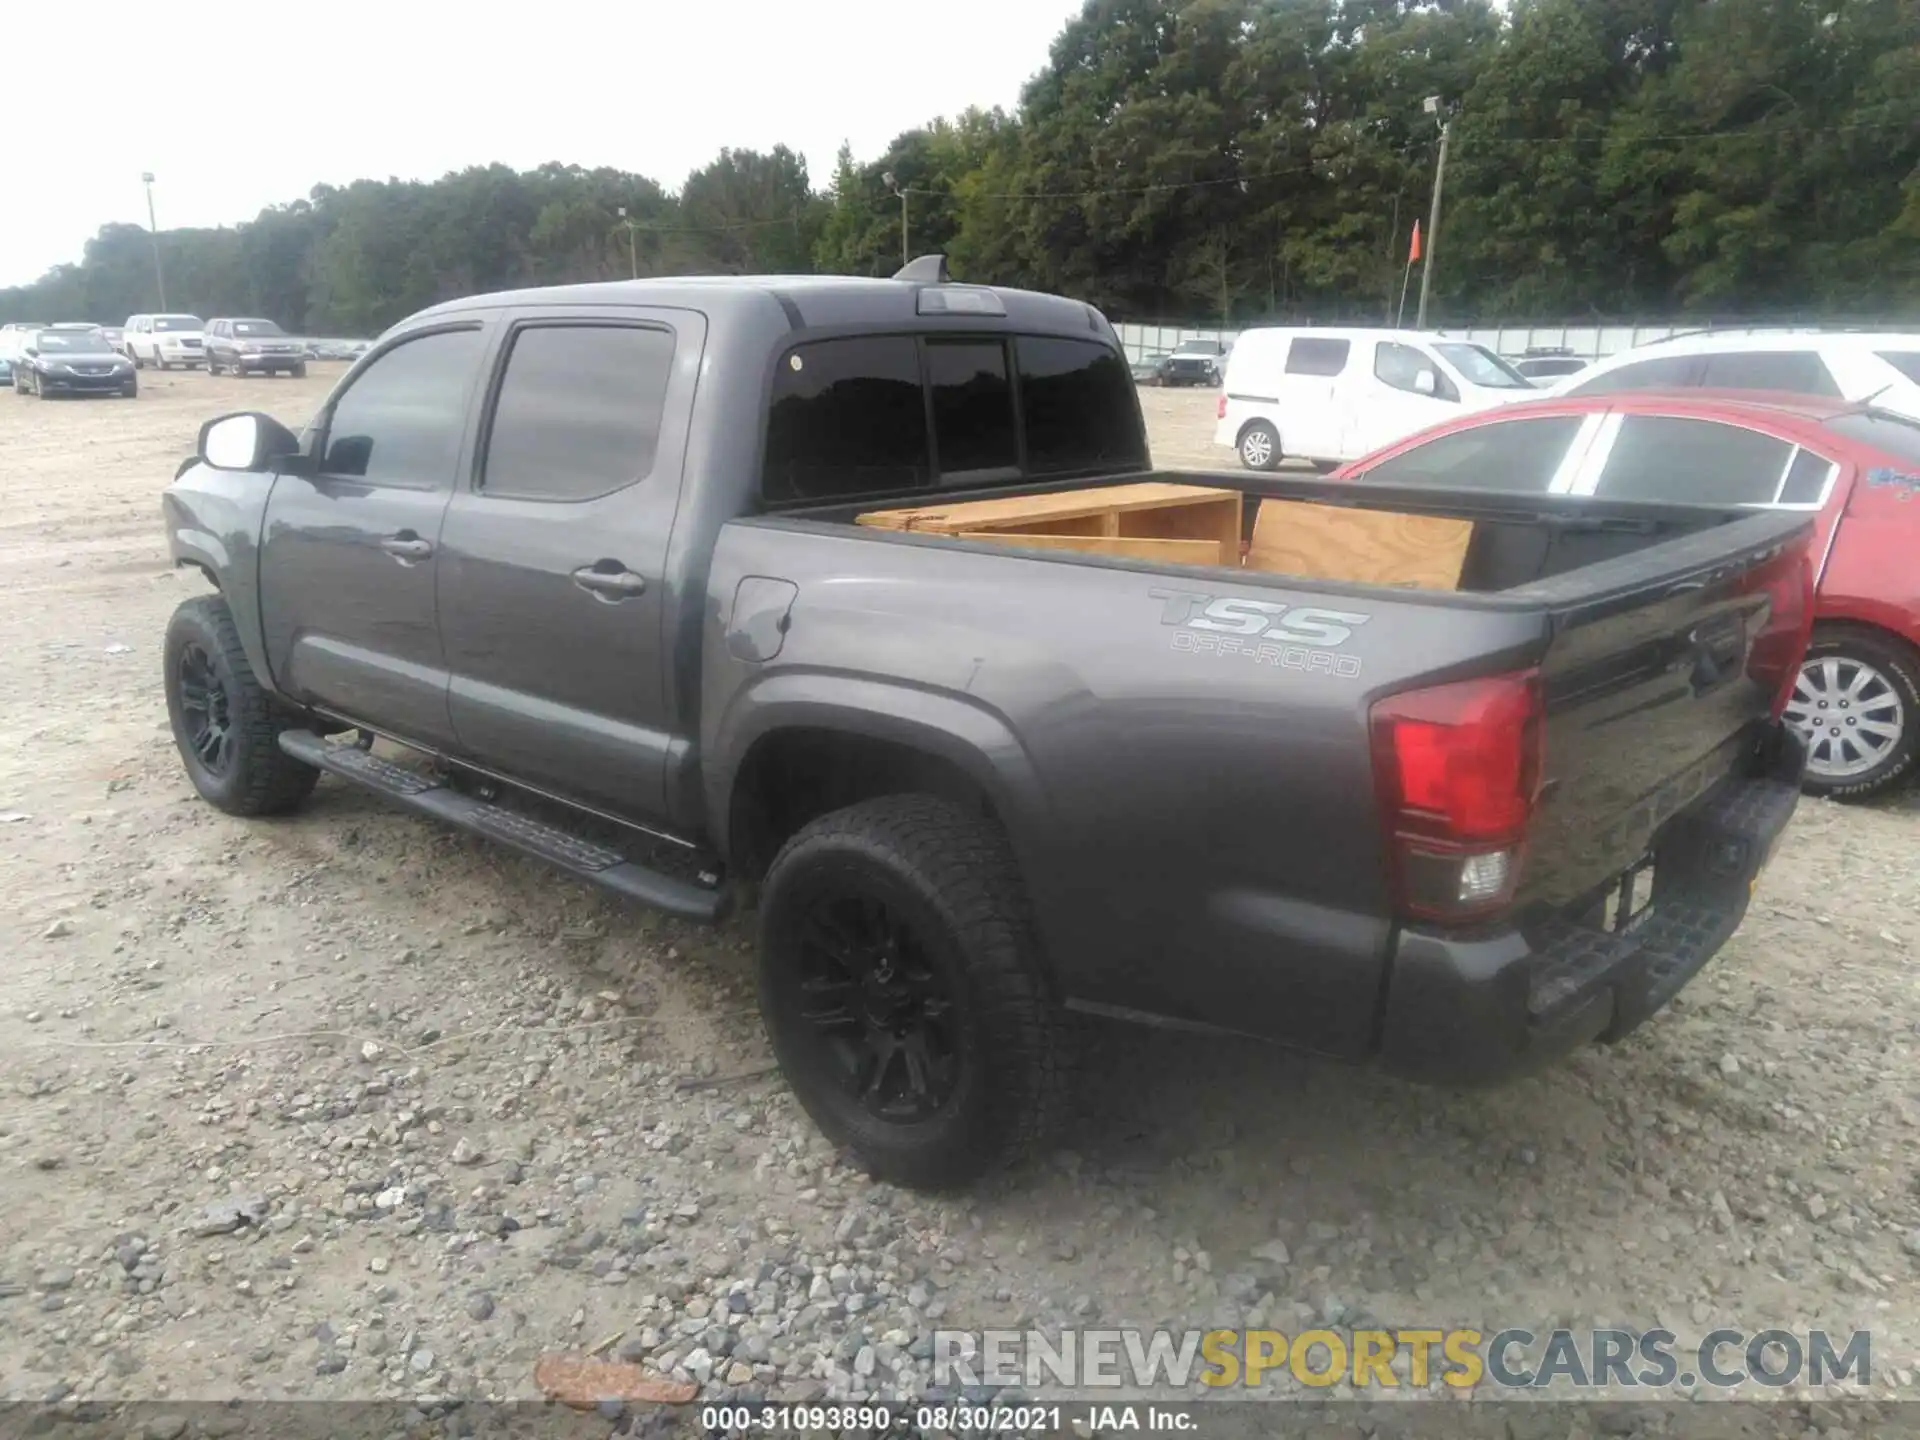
1;372;1916;1429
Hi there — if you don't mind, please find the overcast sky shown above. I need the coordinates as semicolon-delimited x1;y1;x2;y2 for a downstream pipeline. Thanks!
5;0;1084;287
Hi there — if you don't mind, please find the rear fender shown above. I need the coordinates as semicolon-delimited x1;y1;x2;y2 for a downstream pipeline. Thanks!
706;670;1059;937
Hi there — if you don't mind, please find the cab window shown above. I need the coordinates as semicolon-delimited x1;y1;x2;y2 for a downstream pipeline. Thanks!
320;327;485;487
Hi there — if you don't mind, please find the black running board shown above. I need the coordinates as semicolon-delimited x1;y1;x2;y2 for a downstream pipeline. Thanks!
277;730;729;923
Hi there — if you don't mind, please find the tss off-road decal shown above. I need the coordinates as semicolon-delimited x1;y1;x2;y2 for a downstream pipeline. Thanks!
1151;589;1370;677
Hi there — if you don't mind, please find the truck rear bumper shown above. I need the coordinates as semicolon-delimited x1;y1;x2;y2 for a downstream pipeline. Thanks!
1376;724;1806;1086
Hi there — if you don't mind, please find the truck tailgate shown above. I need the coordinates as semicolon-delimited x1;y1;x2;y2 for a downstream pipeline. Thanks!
1512;509;1814;913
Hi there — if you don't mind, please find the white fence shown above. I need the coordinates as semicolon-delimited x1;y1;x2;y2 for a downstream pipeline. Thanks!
1115;319;1910;366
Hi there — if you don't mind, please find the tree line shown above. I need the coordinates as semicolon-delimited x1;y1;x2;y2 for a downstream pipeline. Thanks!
4;0;1915;336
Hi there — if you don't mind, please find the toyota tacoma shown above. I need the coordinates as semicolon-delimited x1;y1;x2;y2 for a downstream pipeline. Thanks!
159;258;1814;1188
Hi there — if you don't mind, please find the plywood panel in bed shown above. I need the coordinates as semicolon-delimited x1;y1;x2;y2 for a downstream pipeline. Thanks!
1246;500;1474;591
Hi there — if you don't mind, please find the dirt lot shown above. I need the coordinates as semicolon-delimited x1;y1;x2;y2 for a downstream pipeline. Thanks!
1;371;1917;1424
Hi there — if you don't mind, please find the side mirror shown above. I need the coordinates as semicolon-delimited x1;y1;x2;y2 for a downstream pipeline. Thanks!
23;345;37;357
198;411;300;471
1414;369;1438;396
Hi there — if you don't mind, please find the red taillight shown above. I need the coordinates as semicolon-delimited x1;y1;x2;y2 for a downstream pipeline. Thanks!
1216;393;1227;420
1743;544;1815;719
1370;670;1545;922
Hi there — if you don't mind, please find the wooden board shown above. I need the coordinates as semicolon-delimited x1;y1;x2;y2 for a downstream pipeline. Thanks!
857;482;1240;537
1246;500;1475;591
955;531;1226;566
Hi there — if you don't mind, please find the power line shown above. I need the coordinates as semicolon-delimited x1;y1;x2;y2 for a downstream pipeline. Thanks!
1465;113;1918;147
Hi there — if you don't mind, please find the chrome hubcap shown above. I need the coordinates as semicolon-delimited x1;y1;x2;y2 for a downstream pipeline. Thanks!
1783;655;1906;780
1242;430;1274;467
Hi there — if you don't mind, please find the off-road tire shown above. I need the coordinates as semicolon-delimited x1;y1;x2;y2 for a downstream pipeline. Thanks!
757;794;1067;1190
163;595;319;816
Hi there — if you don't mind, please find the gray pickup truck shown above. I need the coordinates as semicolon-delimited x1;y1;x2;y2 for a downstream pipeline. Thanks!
160;257;1813;1188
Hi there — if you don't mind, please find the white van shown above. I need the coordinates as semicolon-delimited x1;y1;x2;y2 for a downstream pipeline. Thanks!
124;313;208;370
1214;327;1536;470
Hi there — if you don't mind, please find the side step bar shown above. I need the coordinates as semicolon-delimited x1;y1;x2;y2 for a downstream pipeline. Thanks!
276;730;729;923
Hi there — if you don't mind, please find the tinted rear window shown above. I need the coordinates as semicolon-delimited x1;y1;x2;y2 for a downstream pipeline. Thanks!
1016;336;1147;474
1699;350;1840;397
1876;352;1920;385
1824;411;1920;467
762;333;1143;504
927;340;1017;475
1569;355;1699;395
1285;338;1350;376
762;337;930;503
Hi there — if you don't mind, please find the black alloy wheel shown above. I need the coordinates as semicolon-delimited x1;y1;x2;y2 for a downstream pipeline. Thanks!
175;641;235;777
794;893;962;1122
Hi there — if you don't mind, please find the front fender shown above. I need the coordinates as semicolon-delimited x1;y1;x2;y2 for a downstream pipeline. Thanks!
161;470;280;696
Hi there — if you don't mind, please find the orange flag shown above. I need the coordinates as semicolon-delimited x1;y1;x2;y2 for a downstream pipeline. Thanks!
1408;220;1423;264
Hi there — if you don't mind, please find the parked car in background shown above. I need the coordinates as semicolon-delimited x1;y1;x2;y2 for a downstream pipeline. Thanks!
1130;351;1171;385
1554;332;1920;421
101;325;126;351
11;327;138;398
125;314;208;369
1336;390;1920;799
0;322;49;364
307;339;374;362
0;323;40;385
205;317;307;377
47;321;103;333
1217;326;1536;471
1512;346;1589;383
1162;337;1228;387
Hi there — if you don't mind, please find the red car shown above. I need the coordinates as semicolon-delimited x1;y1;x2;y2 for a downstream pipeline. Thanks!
1333;390;1920;800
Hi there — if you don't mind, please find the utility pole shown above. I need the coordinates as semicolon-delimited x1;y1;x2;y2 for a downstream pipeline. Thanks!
616;207;638;278
883;172;908;266
1415;98;1450;330
141;172;167;310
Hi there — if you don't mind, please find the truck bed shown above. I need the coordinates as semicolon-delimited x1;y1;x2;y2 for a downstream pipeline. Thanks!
794;468;1779;598
713;469;1811;1060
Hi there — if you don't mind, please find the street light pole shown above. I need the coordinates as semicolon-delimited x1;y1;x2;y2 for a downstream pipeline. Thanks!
883;172;908;267
141;172;168;310
1415;99;1451;330
616;207;638;278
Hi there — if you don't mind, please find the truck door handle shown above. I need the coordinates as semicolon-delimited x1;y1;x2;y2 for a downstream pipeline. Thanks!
571;563;647;600
379;533;433;563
